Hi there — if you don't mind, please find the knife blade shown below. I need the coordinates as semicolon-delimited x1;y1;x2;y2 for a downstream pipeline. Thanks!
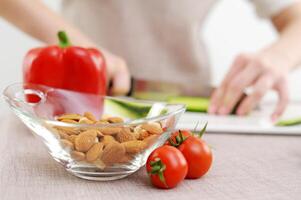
128;78;183;101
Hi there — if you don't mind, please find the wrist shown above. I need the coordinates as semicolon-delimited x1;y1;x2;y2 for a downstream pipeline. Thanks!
260;40;300;72
259;46;292;74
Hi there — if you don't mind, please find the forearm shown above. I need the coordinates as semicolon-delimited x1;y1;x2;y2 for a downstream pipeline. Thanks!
0;0;93;46
261;2;301;71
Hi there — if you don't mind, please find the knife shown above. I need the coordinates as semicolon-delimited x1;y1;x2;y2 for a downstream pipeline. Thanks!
127;78;211;112
127;77;247;113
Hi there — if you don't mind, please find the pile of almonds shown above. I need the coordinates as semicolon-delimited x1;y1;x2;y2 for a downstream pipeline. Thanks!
54;112;164;169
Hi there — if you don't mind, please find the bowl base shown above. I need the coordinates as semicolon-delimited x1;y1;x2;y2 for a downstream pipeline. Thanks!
66;166;140;181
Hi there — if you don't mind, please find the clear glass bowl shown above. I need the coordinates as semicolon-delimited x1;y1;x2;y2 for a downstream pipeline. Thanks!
3;83;185;181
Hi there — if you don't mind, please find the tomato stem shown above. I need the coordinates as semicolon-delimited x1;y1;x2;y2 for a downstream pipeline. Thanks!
198;122;208;138
169;130;187;147
176;135;181;144
179;130;185;141
58;31;71;48
150;158;167;187
168;138;178;147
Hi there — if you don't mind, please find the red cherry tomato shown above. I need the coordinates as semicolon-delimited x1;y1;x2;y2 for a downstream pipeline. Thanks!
166;123;213;179
178;136;212;179
146;145;188;189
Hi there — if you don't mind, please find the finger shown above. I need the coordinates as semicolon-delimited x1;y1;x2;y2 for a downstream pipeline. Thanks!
221;53;251;85
102;51;117;86
110;62;131;96
209;87;225;114
217;63;260;115
236;74;273;115
271;79;289;121
209;54;249;114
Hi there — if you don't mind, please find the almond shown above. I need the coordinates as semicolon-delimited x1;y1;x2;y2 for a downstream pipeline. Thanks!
71;151;86;161
57;130;70;139
107;117;124;123
94;159;106;169
60;119;78;124
96;120;110;125
67;135;77;144
118;154;133;163
84;112;97;122
141;122;163;134
79;117;94;124
139;131;149;140
132;125;141;139
81;128;103;137
74;130;98;152
133;125;149;140
96;131;104;137
57;113;82;121
56;127;79;135
86;142;104;162
122;140;147;154
60;139;74;149
115;127;136;143
101;142;125;164
98;127;121;135
101;135;116;146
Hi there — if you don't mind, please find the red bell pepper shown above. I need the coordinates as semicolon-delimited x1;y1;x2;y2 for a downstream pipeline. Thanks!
23;31;106;95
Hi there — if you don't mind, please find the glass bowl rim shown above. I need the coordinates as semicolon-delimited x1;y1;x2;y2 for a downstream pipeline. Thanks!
3;82;186;128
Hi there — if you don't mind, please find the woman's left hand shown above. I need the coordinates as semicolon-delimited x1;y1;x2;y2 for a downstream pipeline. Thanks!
209;52;289;121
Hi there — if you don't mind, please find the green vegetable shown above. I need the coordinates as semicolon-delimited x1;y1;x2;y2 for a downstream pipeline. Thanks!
105;98;168;119
133;91;172;101
276;117;301;126
105;98;152;119
104;96;210;120
167;96;209;112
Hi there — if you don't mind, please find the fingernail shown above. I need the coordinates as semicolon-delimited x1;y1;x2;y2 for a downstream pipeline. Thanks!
208;105;217;114
218;107;229;115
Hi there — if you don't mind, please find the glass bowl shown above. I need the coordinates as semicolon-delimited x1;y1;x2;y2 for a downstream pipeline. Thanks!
3;83;185;181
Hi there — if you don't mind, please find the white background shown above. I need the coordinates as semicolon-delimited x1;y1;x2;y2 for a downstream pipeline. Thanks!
1;0;300;110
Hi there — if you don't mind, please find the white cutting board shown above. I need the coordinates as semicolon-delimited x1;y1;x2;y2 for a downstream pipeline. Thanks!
177;101;301;135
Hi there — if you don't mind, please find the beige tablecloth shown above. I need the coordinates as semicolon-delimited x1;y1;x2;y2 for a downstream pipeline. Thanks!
1;111;301;200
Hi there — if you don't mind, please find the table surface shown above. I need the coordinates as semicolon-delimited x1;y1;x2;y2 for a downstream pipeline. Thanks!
1;111;301;200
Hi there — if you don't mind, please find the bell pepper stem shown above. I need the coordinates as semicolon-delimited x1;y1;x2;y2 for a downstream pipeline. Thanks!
58;31;71;47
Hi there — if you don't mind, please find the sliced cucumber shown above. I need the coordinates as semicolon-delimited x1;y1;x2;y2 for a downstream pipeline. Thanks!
167;96;209;112
105;96;210;120
104;98;152;119
105;98;169;120
276;117;301;126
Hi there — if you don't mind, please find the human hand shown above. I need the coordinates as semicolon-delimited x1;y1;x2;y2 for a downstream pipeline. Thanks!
102;50;131;96
209;53;289;121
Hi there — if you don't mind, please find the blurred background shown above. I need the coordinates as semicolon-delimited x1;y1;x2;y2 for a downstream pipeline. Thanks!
0;0;300;109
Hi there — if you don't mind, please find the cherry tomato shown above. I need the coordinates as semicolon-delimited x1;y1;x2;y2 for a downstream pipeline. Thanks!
178;136;212;179
166;123;213;179
146;145;188;189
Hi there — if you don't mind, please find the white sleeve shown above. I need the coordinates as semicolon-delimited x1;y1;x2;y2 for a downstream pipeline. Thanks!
250;0;299;18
